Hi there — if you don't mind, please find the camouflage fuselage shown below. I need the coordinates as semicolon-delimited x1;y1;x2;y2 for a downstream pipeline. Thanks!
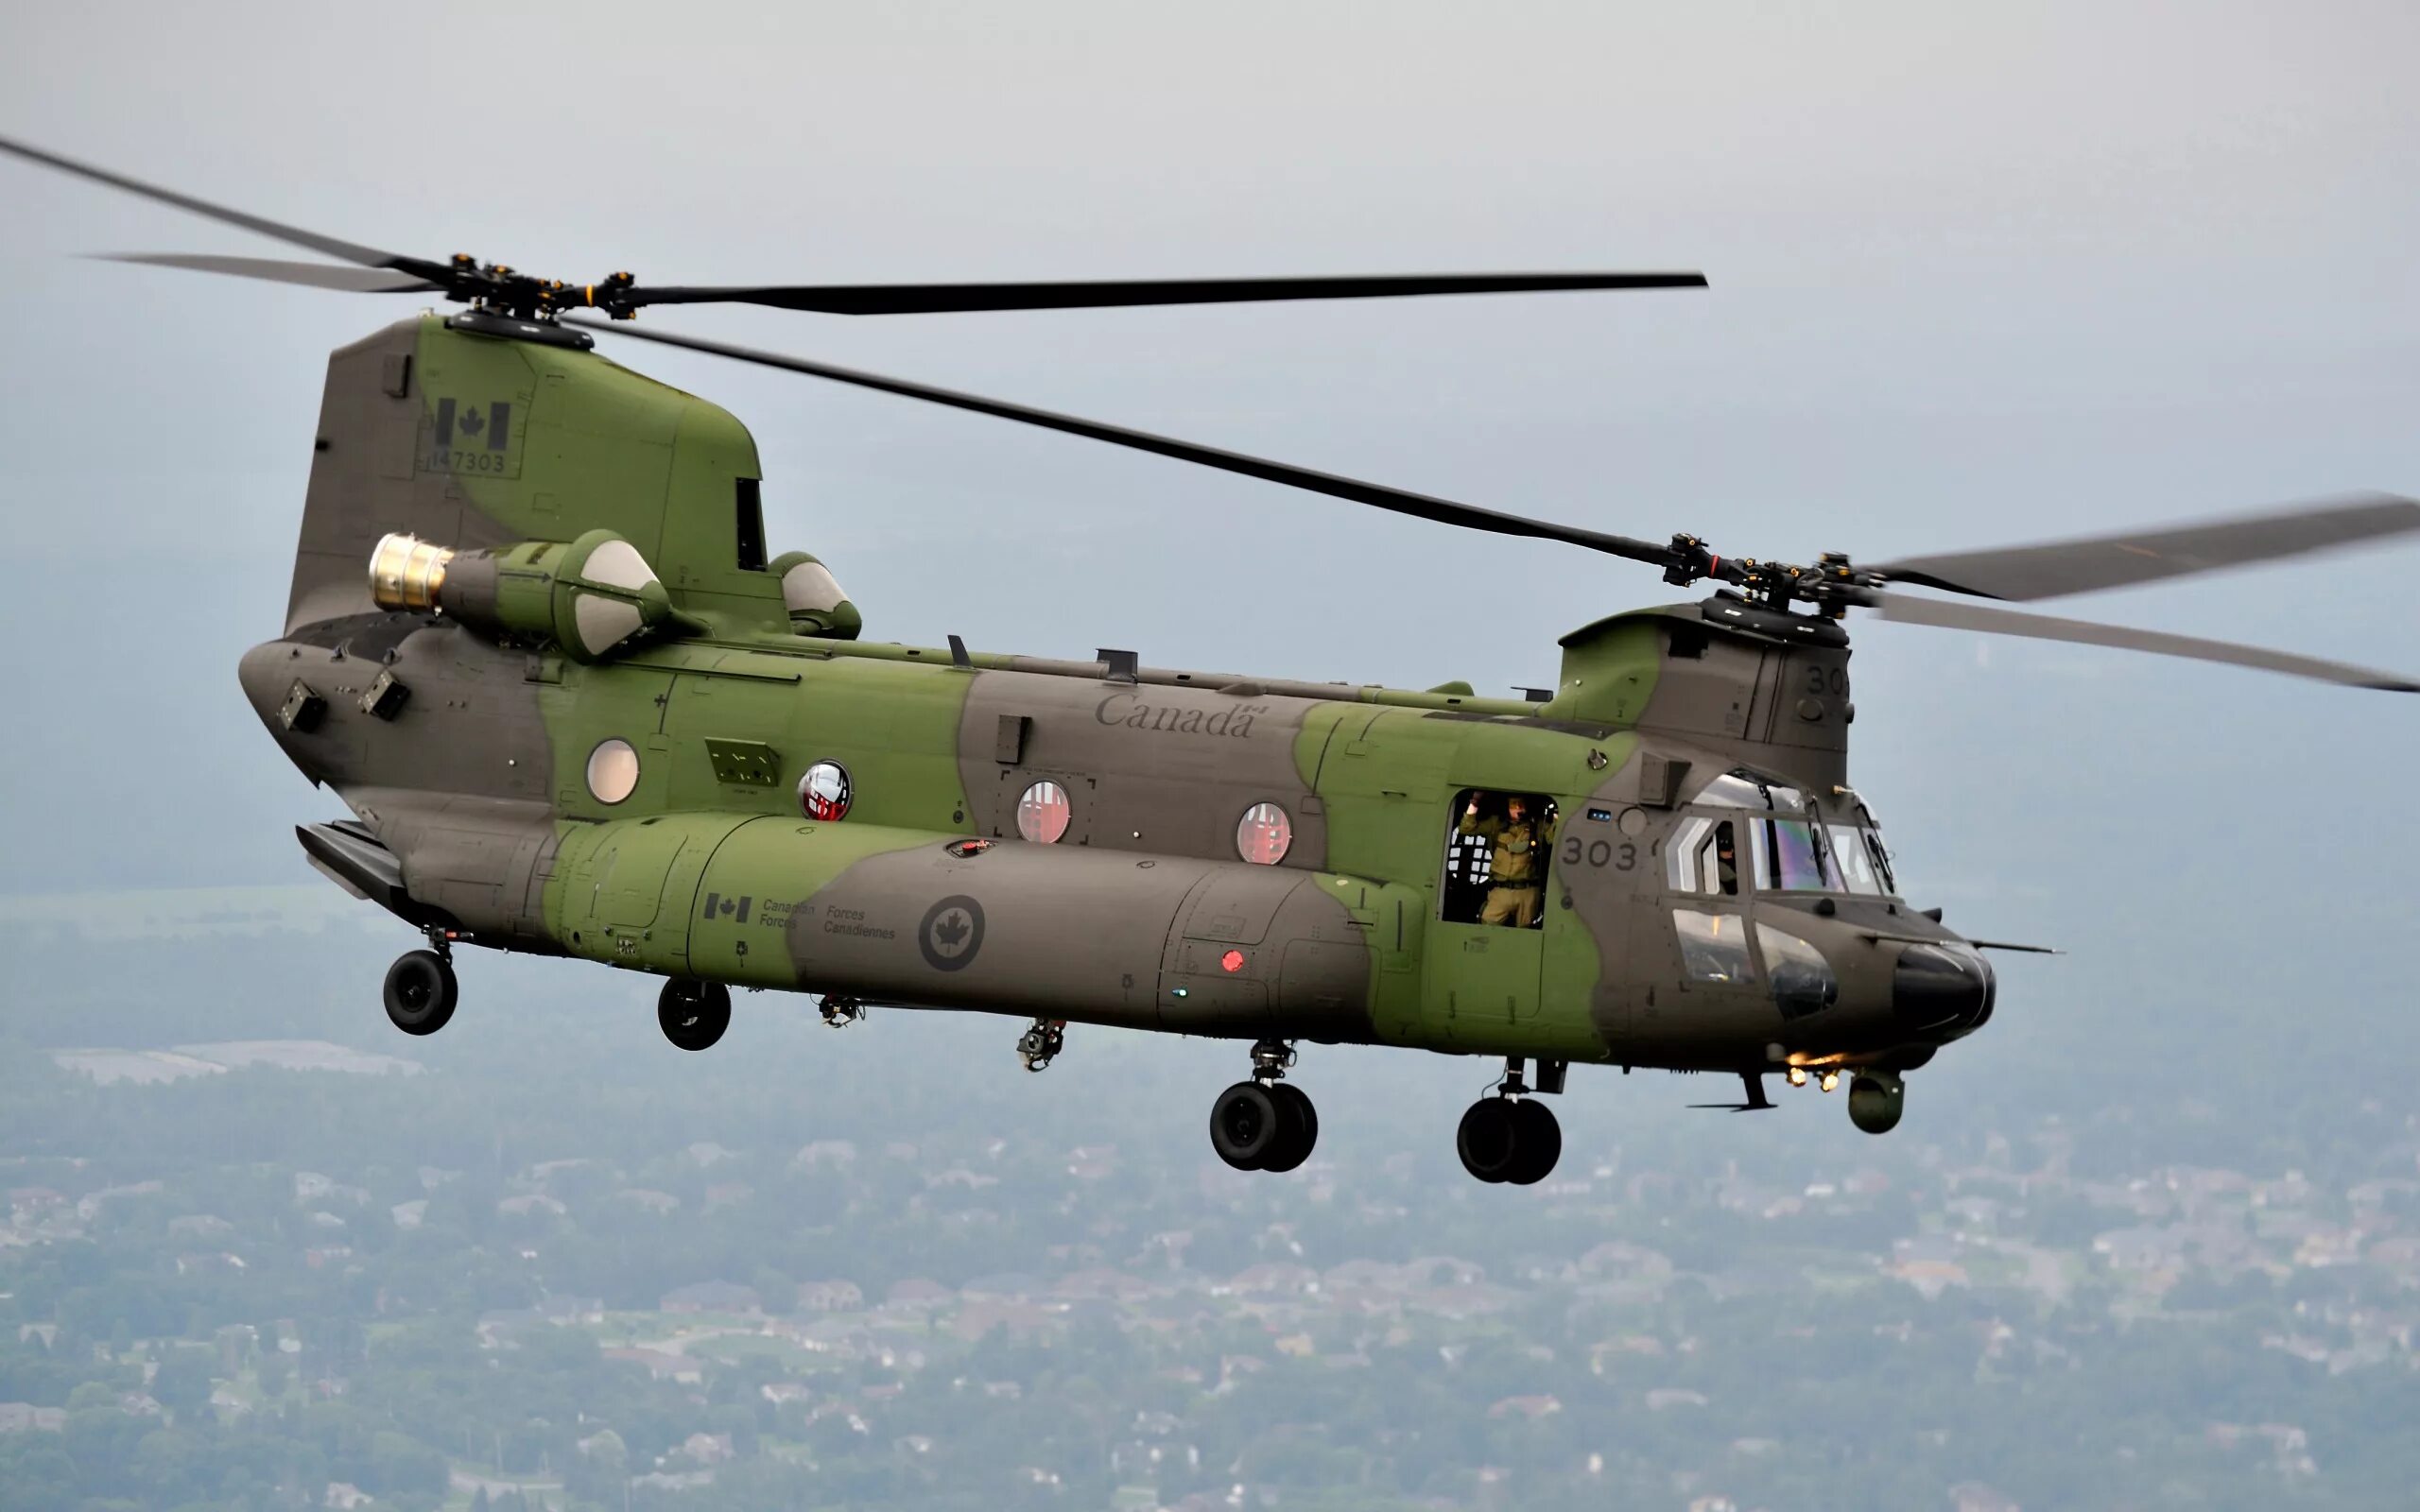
239;314;1986;1078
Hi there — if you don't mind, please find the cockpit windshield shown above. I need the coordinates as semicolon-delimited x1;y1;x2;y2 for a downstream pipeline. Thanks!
1667;770;1898;898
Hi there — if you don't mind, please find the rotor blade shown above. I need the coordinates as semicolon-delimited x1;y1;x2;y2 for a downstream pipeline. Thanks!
628;270;1707;316
96;252;438;293
1870;590;2420;692
566;317;1680;567
1872;492;2420;602
0;134;443;278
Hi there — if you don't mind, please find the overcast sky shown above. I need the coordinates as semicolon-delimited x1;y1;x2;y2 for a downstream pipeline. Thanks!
3;2;2415;1092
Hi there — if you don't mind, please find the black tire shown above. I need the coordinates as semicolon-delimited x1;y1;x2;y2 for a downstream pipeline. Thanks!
1506;1098;1562;1185
1209;1081;1285;1171
658;979;732;1052
1456;1098;1522;1183
383;950;457;1037
1262;1083;1319;1173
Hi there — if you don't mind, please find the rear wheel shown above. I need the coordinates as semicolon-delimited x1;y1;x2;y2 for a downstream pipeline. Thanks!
1262;1083;1320;1173
1456;1098;1522;1183
382;951;457;1036
1209;1081;1286;1171
657;979;732;1052
1506;1099;1562;1185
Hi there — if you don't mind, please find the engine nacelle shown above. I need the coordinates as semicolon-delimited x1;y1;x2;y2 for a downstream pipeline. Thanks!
368;528;674;662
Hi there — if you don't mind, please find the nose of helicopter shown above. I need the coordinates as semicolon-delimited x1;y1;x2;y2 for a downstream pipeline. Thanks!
1892;939;1996;1037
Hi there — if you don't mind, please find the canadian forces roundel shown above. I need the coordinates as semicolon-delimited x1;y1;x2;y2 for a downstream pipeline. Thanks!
918;895;985;971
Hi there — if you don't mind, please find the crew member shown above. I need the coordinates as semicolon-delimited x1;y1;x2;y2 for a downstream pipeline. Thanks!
1461;794;1554;927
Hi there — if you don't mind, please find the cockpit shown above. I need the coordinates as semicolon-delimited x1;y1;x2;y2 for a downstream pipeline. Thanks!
1666;770;1898;900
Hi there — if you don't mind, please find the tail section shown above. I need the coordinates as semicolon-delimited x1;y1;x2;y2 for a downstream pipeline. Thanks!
286;314;785;635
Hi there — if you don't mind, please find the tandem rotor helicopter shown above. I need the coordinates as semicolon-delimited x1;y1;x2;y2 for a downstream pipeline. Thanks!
8;135;2415;1186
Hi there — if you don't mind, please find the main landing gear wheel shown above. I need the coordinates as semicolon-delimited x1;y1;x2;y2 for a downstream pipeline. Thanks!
1208;1079;1319;1173
657;979;732;1052
1263;1082;1319;1173
1847;1071;1906;1135
382;950;457;1037
1457;1097;1561;1185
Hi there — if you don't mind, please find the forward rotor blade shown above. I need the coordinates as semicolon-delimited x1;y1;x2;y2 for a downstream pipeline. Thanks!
566;317;1679;567
97;252;438;293
1870;591;2420;692
1873;492;2420;602
630;270;1708;317
0;134;442;279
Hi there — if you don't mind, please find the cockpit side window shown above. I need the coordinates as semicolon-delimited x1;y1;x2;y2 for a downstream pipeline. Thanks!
1667;815;1740;897
1441;788;1558;928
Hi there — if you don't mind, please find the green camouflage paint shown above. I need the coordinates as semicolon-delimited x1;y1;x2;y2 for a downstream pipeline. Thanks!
242;315;1980;1091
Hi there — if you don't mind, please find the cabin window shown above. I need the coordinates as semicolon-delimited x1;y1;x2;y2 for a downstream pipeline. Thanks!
735;477;768;572
1236;802;1292;865
585;739;640;805
798;761;853;822
1441;788;1557;928
1017;781;1072;844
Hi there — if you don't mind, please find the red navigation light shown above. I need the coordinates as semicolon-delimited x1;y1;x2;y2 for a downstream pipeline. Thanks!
1219;949;1245;974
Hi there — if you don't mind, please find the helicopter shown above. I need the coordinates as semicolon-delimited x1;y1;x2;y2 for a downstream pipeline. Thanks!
7;135;2415;1187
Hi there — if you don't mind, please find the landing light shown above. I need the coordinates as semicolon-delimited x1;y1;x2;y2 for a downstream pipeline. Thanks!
1787;1067;1808;1088
1819;1072;1840;1093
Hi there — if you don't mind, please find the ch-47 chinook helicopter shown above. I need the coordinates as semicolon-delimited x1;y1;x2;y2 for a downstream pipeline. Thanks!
10;135;2418;1185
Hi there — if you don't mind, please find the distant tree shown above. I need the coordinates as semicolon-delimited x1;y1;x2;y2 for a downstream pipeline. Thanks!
151;1349;216;1417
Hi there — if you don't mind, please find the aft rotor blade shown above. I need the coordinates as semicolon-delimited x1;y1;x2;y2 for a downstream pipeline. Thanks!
1873;492;2420;602
1870;591;2420;692
98;252;439;293
0;133;443;280
567;317;1681;567
630;270;1708;317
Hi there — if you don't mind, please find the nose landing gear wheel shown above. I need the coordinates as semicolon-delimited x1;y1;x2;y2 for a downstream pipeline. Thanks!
657;979;732;1052
1208;1080;1319;1172
1457;1097;1562;1184
383;950;458;1036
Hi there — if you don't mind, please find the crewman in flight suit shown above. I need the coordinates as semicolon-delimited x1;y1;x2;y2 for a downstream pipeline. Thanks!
1461;794;1555;927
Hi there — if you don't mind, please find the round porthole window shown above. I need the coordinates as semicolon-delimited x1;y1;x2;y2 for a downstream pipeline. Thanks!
1236;801;1292;865
799;761;853;821
1017;780;1072;843
585;739;640;805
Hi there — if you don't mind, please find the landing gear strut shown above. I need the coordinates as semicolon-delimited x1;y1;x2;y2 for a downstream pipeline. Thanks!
1015;1019;1065;1072
1208;1040;1318;1174
658;978;732;1052
383;927;460;1036
1457;1058;1562;1185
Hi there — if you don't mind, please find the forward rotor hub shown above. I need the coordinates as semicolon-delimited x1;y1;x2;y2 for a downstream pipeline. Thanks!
1664;534;1877;618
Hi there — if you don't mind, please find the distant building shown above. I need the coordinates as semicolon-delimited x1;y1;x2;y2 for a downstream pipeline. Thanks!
797;1280;864;1312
